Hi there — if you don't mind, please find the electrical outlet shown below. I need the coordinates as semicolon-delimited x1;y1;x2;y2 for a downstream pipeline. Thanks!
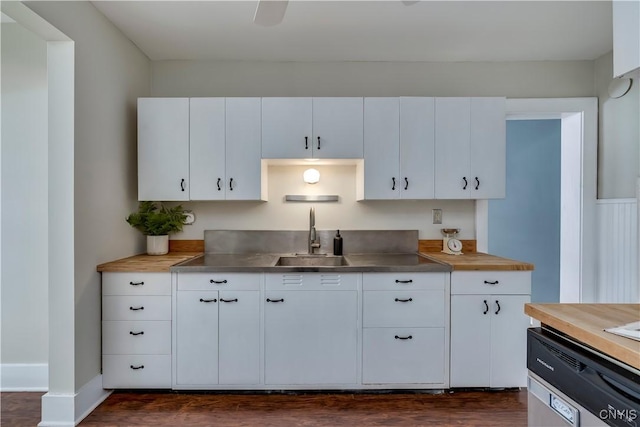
432;209;442;224
184;211;196;225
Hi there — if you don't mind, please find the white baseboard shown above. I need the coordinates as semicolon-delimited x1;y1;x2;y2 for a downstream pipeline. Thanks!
38;374;112;427
0;363;48;391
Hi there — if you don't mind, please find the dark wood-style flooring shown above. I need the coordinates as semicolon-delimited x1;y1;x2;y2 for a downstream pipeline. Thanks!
1;389;527;426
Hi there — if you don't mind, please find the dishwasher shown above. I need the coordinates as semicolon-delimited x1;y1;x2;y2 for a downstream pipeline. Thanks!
527;327;640;427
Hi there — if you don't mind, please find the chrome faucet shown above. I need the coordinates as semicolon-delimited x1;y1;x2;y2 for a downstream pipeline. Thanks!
308;207;321;254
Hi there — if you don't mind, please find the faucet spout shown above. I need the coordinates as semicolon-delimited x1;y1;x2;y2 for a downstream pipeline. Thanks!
308;207;320;254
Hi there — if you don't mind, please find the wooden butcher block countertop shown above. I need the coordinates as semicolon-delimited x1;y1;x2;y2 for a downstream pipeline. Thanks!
422;252;535;271
525;303;640;370
97;252;202;273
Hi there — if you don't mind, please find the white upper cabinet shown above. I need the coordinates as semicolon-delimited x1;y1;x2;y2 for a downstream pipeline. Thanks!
262;97;363;159
189;97;265;201
361;97;435;200
434;97;505;199
137;98;190;201
613;0;640;78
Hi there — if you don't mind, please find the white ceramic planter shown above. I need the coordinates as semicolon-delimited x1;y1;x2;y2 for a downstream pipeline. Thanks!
147;235;169;255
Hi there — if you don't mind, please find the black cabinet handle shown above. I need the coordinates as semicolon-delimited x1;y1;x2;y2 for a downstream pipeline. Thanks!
210;279;228;284
394;297;413;302
395;279;413;284
483;300;489;315
462;177;468;190
475;177;480;190
229;178;234;191
181;178;185;192
130;365;144;370
129;281;144;286
217;178;221;191
129;306;144;311
129;331;144;336
392;177;396;190
495;300;501;315
395;335;413;340
266;298;284;303
404;177;409;190
484;280;499;285
305;136;309;150
317;136;321;150
199;298;217;303
220;298;238;303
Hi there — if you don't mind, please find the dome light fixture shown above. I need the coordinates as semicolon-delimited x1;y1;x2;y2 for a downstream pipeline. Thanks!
303;168;320;184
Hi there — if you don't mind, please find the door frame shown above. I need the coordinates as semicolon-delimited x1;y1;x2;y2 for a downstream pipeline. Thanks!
476;98;598;303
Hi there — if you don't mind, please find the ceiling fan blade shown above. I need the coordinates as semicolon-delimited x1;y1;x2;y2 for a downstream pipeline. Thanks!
254;0;289;26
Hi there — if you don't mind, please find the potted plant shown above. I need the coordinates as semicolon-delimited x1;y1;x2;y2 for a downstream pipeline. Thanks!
126;201;187;255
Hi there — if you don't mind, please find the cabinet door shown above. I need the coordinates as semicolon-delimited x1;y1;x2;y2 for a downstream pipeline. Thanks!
434;97;471;199
176;291;218;385
138;98;189;201
218;291;260;385
450;294;491;387
613;0;640;78
490;294;530;388
312;97;363;158
189;98;226;200
225;98;264;200
262;98;312;158
470;97;506;199
363;98;400;200
400;97;435;199
264;291;358;385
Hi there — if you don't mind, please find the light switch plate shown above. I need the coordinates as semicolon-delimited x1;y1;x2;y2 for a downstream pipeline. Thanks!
432;209;442;224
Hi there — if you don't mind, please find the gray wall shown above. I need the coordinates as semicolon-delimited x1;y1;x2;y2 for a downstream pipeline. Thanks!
25;1;151;390
1;22;49;365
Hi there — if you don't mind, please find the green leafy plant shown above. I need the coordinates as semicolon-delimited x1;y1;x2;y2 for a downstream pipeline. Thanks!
126;201;187;236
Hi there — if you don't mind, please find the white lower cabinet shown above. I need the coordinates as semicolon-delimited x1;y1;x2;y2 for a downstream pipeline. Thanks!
449;271;531;388
264;273;359;385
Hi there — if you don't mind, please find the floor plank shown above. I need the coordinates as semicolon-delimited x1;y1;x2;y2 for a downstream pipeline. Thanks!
1;390;528;426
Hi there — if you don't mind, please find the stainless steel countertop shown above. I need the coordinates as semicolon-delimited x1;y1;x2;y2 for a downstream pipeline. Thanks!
171;252;452;273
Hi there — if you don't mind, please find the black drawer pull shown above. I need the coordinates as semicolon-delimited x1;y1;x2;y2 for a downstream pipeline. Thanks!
392;177;396;190
395;335;413;340
210;279;228;284
129;281;144;286
180;178;185;192
495;300;501;315
475;177;480;190
220;298;238;303
200;298;217;303
395;279;413;284
404;177;409;190
129;331;144;336
129;306;144;311
266;298;284;303
462;177;468;190
130;365;144;370
483;300;489;315
484;280;499;285
394;298;413;302
317;136;321;150
217;178;222;191
305;136;309;150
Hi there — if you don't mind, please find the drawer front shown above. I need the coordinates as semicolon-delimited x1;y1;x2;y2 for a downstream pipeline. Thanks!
177;272;261;291
102;272;171;296
362;327;445;384
362;272;445;291
102;321;171;355
102;296;171;321
451;271;531;295
102;355;171;388
363;290;444;327
265;273;359;291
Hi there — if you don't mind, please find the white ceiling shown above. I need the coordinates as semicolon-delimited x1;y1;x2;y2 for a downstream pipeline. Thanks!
91;1;613;63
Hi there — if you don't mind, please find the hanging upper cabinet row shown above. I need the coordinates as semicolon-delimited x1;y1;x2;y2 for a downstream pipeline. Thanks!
137;97;505;202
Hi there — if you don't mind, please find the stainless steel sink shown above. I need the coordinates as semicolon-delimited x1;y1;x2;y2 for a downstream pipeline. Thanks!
275;255;349;267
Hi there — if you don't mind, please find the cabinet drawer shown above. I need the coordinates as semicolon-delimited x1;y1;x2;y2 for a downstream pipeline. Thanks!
363;290;444;327
102;321;171;355
362;328;445;384
102;272;171;296
363;272;445;291
451;271;531;295
177;272;260;291
265;273;359;291
102;355;171;388
102;296;171;321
